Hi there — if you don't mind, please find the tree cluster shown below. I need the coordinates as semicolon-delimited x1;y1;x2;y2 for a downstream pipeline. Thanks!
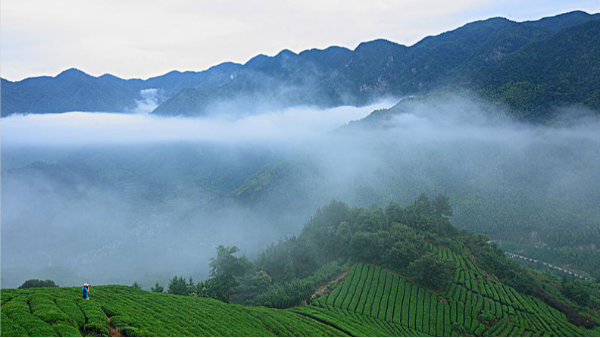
18;279;58;289
254;194;457;289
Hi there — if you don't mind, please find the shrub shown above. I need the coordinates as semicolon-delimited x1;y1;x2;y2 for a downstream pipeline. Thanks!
18;279;58;289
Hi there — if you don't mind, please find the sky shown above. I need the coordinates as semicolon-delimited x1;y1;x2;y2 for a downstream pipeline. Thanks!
1;0;600;81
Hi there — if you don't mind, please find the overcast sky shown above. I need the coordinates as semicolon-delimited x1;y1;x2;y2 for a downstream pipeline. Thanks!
2;0;599;81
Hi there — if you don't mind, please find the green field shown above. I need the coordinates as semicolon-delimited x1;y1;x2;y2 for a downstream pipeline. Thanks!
3;260;598;337
1;285;345;337
313;261;597;337
2;237;598;337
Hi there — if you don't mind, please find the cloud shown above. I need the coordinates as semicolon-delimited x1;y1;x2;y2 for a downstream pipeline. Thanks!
2;92;600;288
130;88;160;115
0;101;393;146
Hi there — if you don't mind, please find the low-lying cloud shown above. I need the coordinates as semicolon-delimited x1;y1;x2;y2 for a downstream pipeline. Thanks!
2;92;600;288
1;101;393;146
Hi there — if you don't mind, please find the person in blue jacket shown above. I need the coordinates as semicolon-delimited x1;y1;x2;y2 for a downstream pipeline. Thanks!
82;283;90;300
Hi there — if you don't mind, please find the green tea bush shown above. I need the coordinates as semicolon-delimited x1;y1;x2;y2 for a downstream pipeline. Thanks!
52;322;82;337
56;298;86;328
78;300;109;336
1;312;28;337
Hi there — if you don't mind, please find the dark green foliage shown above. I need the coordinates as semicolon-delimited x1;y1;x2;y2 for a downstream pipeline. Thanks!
131;281;142;289
349;230;389;263
207;245;253;302
253;278;315;308
250;261;344;309
230;270;272;304
408;252;454;290
473;18;600;120
477;310;496;327
432;193;453;217
561;279;592;307
471;241;536;295
18;279;58;289
167;276;191;296
150;282;164;293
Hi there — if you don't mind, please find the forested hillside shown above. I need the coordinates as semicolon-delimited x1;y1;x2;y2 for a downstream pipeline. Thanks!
3;11;599;119
2;197;599;336
468;18;600;120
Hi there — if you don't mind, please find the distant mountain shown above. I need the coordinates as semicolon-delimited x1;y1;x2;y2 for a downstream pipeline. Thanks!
1;11;599;118
468;17;600;120
1;69;142;115
0;63;241;117
152;10;600;117
353;14;600;124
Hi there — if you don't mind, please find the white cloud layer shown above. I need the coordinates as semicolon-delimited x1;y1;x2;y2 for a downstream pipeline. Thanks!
0;102;392;146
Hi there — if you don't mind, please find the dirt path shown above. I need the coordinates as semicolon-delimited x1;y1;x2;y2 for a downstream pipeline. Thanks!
107;317;122;337
312;268;351;298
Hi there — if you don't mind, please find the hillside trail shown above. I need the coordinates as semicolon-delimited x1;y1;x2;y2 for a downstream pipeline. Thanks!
107;317;122;337
312;267;351;298
470;254;501;283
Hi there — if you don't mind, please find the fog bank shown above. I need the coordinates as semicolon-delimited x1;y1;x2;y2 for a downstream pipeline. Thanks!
2;93;599;288
1;102;392;147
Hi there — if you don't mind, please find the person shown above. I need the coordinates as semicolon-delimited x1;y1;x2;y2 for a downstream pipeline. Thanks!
82;283;90;300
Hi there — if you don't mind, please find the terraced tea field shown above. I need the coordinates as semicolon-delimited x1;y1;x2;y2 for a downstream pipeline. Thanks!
2;253;598;336
1;285;345;336
313;259;595;336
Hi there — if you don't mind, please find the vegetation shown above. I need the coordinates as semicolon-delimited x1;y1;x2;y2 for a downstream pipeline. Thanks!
150;282;164;293
471;18;600;120
18;279;59;289
2;196;599;336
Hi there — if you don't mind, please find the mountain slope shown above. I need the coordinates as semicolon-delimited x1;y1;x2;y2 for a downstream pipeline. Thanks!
469;18;600;120
0;63;241;117
2;260;596;336
150;11;600;117
2;194;599;336
0;69;143;116
0;284;424;336
3;11;598;118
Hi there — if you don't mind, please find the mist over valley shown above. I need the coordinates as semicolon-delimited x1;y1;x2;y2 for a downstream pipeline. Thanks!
2;91;600;289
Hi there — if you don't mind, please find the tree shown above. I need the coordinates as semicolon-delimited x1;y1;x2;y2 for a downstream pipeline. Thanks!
561;279;592;307
167;276;190;296
432;193;453;217
209;245;253;302
385;202;405;225
353;205;387;232
131;281;142;289
18;279;58;289
350;230;389;263
151;282;164;293
408;252;454;290
230;270;272;304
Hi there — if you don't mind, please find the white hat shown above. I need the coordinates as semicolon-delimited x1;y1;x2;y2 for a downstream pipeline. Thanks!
84;283;89;286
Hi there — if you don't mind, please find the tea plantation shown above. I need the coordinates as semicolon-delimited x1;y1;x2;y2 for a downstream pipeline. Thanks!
309;261;597;337
2;263;599;337
1;285;353;336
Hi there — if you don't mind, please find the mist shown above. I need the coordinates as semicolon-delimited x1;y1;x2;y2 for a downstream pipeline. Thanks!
1;102;390;147
2;92;599;289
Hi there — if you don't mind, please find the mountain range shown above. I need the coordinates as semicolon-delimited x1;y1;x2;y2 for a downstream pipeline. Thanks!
2;10;599;120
